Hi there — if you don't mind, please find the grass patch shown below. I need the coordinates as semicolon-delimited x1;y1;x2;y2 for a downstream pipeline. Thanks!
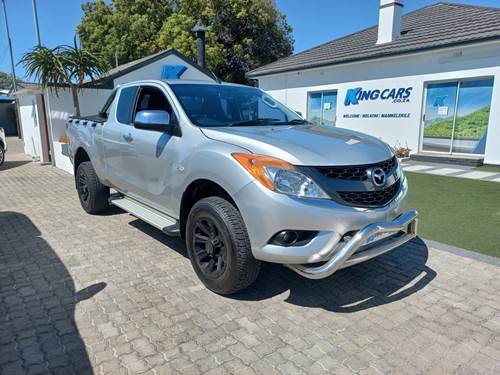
475;164;500;173
404;172;500;258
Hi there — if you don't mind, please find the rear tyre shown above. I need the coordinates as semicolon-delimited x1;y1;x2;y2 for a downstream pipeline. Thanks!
0;144;4;166
76;161;109;214
186;196;261;295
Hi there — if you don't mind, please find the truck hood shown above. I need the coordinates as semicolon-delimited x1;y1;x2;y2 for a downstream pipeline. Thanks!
201;125;394;166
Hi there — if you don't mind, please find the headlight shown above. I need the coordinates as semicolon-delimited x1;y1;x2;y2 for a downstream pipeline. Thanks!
232;153;329;199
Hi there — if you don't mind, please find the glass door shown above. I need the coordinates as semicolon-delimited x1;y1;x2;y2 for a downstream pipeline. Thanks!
452;79;494;154
422;81;458;153
422;78;494;155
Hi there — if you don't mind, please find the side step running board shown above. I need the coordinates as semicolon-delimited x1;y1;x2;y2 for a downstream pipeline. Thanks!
110;194;180;236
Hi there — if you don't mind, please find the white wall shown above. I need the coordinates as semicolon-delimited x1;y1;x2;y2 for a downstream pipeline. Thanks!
45;88;112;174
113;53;214;85
46;88;112;141
258;41;500;165
17;94;42;159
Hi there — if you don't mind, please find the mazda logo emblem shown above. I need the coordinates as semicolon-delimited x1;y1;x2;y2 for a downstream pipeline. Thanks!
369;167;386;187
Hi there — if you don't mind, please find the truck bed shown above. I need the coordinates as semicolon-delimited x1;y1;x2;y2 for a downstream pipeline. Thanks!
69;113;107;124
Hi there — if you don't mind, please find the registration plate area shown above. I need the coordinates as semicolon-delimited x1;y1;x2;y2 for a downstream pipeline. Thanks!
365;231;399;245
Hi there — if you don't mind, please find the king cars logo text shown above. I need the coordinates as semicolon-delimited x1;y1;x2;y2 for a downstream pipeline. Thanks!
344;87;413;106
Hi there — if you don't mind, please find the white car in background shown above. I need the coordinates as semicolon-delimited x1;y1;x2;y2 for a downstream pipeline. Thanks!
0;127;6;166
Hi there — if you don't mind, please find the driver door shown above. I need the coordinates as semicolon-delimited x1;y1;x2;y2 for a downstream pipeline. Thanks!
102;85;139;192
126;84;180;216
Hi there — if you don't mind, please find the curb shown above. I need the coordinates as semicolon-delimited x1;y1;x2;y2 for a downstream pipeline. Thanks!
423;238;500;267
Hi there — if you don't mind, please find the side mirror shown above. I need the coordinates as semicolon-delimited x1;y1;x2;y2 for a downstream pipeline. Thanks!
134;110;171;132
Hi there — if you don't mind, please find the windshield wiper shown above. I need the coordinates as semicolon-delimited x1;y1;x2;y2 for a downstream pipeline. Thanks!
230;118;309;127
279;119;310;125
230;118;282;127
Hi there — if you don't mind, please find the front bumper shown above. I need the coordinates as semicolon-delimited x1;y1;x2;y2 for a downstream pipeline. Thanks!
234;174;410;264
286;209;418;279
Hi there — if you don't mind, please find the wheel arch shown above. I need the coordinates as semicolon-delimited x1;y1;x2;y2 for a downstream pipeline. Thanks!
74;147;91;187
179;179;238;239
74;147;90;172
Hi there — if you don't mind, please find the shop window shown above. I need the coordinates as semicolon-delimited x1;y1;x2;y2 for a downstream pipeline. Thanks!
307;91;337;125
422;78;494;155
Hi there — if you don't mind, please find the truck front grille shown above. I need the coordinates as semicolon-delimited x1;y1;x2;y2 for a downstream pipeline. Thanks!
316;156;397;181
338;180;400;208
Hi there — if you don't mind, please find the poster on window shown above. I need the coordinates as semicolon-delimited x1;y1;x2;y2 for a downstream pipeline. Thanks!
422;79;493;155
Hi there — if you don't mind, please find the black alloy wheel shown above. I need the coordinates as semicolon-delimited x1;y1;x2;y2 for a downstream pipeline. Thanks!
75;161;109;214
78;171;90;205
192;215;228;279
186;196;261;295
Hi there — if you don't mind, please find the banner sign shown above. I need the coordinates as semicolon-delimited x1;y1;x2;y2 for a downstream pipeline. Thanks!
344;86;413;106
342;86;413;120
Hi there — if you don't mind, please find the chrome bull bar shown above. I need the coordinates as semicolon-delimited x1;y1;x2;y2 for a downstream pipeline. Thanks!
286;210;418;280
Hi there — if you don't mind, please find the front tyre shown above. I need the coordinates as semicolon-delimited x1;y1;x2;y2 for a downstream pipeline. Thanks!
0;144;4;166
76;161;109;214
186;197;261;295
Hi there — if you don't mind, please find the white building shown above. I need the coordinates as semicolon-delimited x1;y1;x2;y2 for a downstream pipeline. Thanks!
248;1;500;166
14;49;216;173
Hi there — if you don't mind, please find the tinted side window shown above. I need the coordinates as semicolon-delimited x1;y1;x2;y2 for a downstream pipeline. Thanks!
116;86;139;124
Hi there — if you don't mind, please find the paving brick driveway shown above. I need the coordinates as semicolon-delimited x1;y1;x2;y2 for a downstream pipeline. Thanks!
1;137;500;374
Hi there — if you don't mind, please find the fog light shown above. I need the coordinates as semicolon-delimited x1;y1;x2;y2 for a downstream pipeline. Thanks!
269;230;318;247
272;231;299;246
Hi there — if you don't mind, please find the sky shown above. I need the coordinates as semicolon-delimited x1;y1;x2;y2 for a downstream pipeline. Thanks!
1;0;500;80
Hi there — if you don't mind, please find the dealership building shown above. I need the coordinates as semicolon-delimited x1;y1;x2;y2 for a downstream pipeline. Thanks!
248;1;500;165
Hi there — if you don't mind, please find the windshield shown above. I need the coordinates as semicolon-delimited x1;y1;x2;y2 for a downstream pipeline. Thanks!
170;83;305;127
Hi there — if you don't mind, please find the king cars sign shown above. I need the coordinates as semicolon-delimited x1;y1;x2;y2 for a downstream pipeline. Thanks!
344;87;413;106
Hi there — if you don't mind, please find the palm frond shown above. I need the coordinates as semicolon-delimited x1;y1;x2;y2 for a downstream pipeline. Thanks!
19;46;67;95
59;39;109;88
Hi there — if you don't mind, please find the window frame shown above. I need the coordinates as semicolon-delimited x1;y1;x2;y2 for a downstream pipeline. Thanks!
99;88;117;119
419;76;495;156
115;86;140;126
133;84;180;123
306;89;338;126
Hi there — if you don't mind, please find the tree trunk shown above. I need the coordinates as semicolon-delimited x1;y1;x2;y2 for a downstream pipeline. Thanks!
71;84;80;117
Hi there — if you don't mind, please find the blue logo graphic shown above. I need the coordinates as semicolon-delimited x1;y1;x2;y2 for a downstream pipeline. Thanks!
344;87;413;106
344;87;362;106
161;65;187;79
433;95;448;107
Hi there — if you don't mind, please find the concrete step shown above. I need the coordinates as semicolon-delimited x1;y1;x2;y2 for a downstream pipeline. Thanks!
409;153;483;167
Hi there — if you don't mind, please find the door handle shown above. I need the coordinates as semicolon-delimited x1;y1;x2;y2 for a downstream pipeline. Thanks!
122;133;133;143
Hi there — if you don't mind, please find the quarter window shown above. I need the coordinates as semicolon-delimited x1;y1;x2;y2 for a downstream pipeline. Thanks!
100;89;117;119
307;91;338;126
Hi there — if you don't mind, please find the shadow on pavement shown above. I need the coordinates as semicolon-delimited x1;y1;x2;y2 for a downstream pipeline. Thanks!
129;219;188;256
234;238;436;313
0;160;31;171
129;218;435;313
0;211;105;374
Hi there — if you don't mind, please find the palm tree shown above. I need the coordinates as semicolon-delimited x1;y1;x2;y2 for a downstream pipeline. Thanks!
20;38;108;116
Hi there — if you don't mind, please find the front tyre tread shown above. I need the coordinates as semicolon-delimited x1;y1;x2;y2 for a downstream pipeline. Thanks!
187;196;260;295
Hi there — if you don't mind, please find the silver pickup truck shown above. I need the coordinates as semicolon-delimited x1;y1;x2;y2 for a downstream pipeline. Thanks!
67;79;418;295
